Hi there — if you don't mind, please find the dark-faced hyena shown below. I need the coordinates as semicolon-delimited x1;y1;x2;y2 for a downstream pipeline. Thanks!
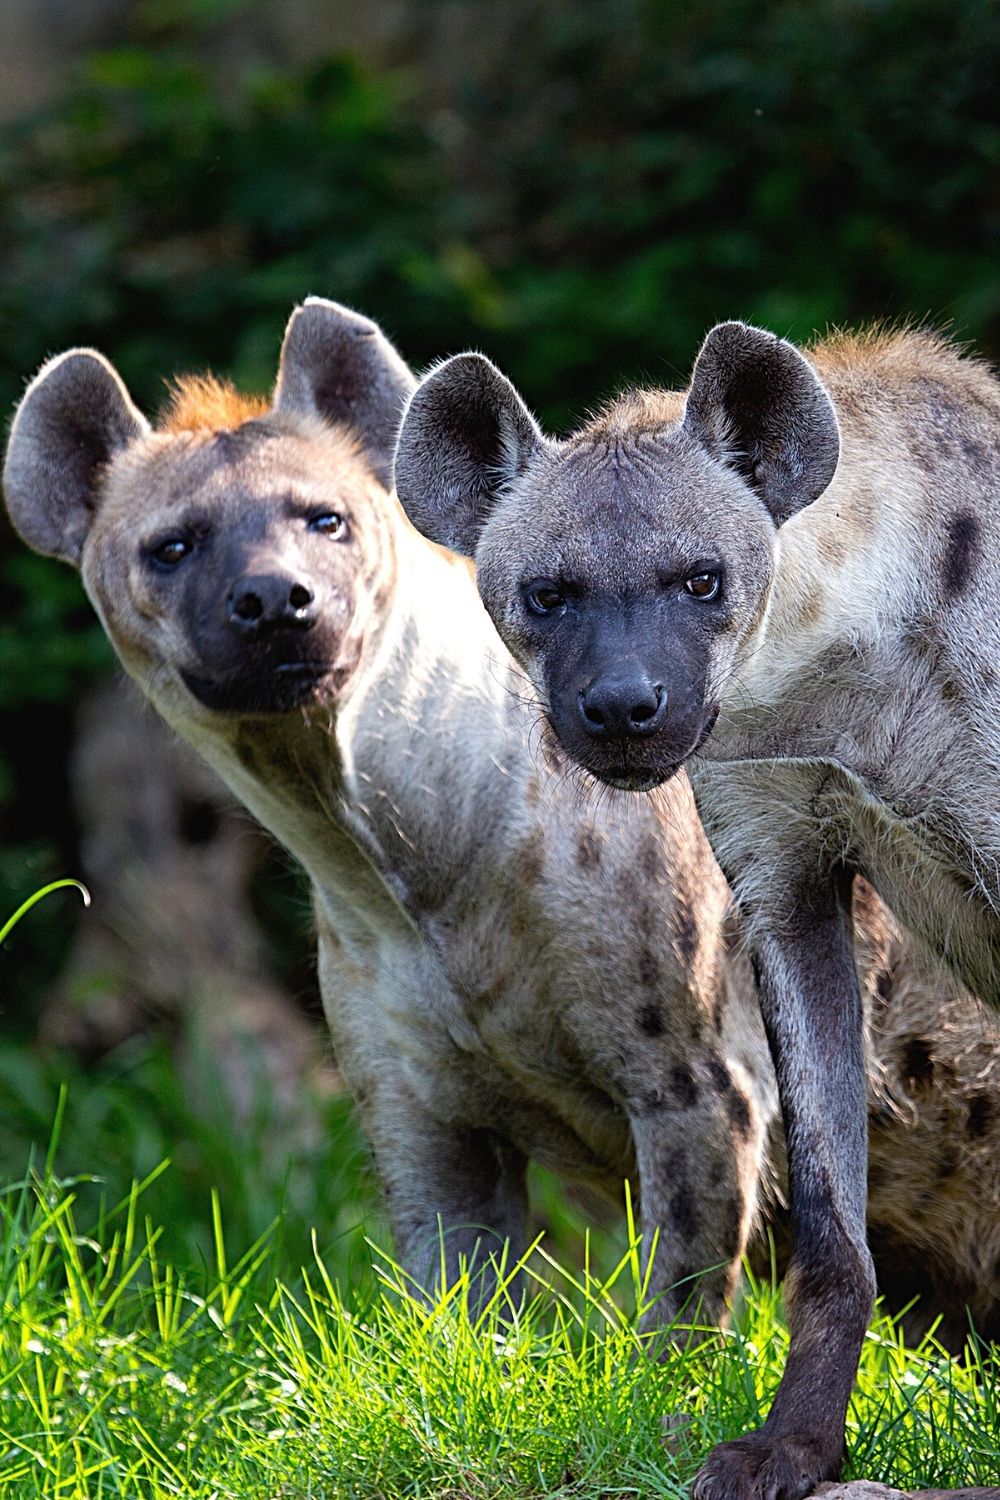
5;305;1000;1429
394;325;1000;1499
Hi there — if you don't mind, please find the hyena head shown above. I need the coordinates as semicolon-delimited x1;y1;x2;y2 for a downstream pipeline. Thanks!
395;322;840;790
4;298;415;739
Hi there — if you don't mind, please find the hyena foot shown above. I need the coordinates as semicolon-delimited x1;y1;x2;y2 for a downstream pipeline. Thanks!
690;1427;842;1500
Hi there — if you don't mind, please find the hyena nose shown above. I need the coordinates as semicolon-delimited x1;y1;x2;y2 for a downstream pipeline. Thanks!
577;677;668;739
227;574;317;638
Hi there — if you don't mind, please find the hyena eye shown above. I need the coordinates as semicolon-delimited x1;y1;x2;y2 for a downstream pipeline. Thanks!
524;581;566;616
309;512;348;540
149;537;193;568
684;572;721;601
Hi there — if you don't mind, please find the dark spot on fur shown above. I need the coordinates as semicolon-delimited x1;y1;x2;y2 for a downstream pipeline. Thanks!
707;1053;732;1095
642;1086;665;1111
575;827;602;870
514;839;544;887
640;837;661;882
672;1265;698;1297
960;436;987;467
901;1036;934;1088
638;947;660;986
968;1094;993;1137
669;1180;700;1242
817;527;848;566
726;1087;753;1143
936;1147;959;1179
942;512;980;598
525;773;541;808
637;1001;664;1037
749;955;763;991
177;796;220;846
673;898;698;964
876;968;894;1004
938;674;961;703
637;900;658;943
669;1065;699;1108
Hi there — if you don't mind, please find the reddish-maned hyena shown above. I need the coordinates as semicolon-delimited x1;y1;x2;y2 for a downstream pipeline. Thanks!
394;323;1000;1498
3;302;999;1416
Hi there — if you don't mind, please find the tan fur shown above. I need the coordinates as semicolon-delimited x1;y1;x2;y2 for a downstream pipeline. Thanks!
158;373;270;433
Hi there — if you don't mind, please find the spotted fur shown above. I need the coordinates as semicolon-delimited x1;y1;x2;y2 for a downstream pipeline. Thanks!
6;308;1000;1380
394;321;1000;1498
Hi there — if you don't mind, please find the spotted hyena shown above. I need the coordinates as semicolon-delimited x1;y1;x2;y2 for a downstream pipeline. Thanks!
394;324;1000;1498
4;305;999;1399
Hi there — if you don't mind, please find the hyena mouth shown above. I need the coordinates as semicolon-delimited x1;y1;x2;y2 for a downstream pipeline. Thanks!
587;705;721;793
601;768;675;793
181;661;333;715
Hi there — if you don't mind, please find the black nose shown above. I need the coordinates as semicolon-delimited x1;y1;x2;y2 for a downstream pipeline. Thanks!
577;675;668;740
227;574;317;638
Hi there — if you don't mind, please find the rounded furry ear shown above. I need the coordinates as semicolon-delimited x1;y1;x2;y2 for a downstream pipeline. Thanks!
683;321;840;526
394;352;543;557
4;350;149;566
272;297;416;488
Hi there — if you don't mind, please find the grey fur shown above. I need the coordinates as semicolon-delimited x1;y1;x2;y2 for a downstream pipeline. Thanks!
394;321;1000;1500
4;349;149;564
683;321;841;526
273;297;416;487
394;352;543;555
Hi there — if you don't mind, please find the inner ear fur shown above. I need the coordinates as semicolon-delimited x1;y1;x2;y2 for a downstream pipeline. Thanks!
272;297;417;488
683;321;840;526
394;352;543;557
4;350;149;567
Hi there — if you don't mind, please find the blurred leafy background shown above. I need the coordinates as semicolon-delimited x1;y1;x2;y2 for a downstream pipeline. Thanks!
0;0;998;1277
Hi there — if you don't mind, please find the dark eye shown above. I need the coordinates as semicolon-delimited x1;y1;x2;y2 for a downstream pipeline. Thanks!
525;582;565;616
150;537;193;568
684;572;721;601
309;512;347;540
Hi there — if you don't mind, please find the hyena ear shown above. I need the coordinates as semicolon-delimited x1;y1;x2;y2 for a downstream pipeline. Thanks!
394;353;543;557
4;350;150;567
272;297;417;488
683;321;840;526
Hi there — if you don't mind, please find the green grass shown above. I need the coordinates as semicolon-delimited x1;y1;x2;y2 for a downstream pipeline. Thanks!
0;886;996;1497
0;1134;998;1499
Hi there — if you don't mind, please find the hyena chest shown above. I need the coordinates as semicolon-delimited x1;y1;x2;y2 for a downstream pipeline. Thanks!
420;906;635;1178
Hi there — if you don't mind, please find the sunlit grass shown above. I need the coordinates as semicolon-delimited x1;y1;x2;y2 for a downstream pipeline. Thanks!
0;1147;997;1500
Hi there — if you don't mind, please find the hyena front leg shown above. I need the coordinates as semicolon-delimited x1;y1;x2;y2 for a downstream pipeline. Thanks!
691;866;875;1500
363;1086;529;1315
630;1066;767;1341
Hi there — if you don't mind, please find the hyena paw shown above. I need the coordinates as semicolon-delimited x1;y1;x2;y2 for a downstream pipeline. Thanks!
690;1429;842;1500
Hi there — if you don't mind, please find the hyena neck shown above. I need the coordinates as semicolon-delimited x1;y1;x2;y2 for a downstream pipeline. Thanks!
181;520;535;935
330;522;537;914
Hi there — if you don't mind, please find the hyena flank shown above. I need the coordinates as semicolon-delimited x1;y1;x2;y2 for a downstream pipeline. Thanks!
5;305;1000;1445
394;324;1000;1499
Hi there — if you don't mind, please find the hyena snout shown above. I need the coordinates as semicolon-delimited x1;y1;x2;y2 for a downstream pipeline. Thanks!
227;572;318;640
577;671;668;740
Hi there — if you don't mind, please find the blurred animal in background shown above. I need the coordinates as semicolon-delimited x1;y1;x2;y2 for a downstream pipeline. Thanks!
44;672;328;1134
3;300;999;1372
